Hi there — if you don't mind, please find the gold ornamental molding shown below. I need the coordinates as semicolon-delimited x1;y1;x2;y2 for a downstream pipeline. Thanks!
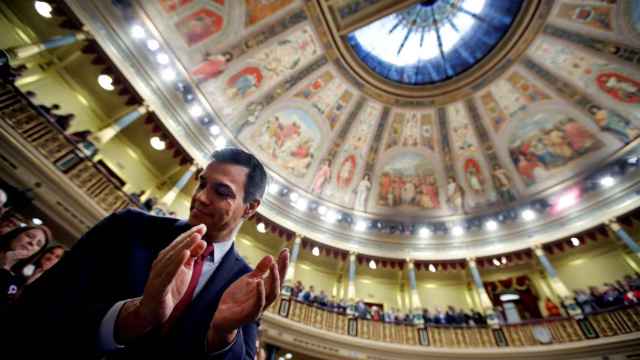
307;0;553;106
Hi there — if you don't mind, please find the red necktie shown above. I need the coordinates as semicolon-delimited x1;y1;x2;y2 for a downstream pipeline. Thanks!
162;243;214;334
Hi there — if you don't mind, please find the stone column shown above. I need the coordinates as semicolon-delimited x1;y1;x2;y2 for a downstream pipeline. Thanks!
160;163;197;206
607;219;640;257
90;105;150;145
347;251;357;301
406;259;424;324
467;258;499;326
533;245;582;317
0;32;90;65
283;233;302;289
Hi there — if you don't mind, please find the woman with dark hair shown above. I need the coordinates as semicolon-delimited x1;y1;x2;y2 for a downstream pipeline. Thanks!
0;226;51;308
25;245;65;285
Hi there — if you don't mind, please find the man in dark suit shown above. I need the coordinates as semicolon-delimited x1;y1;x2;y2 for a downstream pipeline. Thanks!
12;148;289;359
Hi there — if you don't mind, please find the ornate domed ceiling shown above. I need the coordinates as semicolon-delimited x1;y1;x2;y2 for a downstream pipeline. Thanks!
70;0;640;259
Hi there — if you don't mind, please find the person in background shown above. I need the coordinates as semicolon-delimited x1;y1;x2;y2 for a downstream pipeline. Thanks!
445;306;457;325
574;289;597;314
315;289;328;307
422;308;433;325
354;299;368;319
433;308;446;325
0;226;51;309
544;297;562;317
291;280;303;299
299;285;316;303
471;309;486;326
25;245;65;285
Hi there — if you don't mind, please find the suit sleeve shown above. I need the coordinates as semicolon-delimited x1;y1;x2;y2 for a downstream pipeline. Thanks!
209;321;258;360
12;210;134;359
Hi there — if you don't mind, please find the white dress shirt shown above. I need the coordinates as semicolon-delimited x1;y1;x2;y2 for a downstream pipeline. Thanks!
98;239;235;352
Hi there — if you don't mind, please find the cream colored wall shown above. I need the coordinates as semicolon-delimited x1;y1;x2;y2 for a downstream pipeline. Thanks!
416;271;471;311
235;233;271;267
553;245;634;291
355;275;402;310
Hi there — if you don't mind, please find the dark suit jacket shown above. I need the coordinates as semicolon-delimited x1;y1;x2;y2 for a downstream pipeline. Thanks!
12;208;257;359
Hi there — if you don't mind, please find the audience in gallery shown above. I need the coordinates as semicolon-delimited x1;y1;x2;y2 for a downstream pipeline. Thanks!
0;187;66;311
288;275;640;326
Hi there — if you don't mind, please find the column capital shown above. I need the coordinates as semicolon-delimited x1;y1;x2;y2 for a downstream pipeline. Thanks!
293;233;302;243
532;244;545;256
466;257;477;267
606;218;621;231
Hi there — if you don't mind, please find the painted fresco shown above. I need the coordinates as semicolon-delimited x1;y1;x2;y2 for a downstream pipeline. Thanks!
251;108;320;177
556;2;614;32
294;71;353;129
480;92;509;133
176;8;224;47
191;52;233;85
487;71;551;124
159;0;194;14
633;0;640;33
384;112;435;150
245;0;294;26
319;102;383;204
509;112;602;186
377;153;440;210
222;26;318;102
449;103;480;156
463;158;486;195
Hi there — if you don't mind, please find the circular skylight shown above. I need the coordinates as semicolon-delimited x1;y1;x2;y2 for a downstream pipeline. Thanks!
347;0;523;85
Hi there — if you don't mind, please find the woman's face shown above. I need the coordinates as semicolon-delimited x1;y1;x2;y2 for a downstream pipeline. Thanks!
40;248;64;271
10;229;46;258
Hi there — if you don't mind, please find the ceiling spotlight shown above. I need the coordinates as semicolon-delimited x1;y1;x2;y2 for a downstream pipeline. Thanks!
149;136;166;150
294;198;308;211
214;136;227;149
369;259;377;270
312;246;320;256
500;256;507;264
256;222;266;233
146;39;160;51
156;52;170;65
285;353;293;360
324;210;338;223
130;25;146;39
289;192;299;203
484;220;498;231
189;104;204;117
34;1;53;18
160;67;176;81
628;156;639;165
419;227;431;238
209;124;220;136
599;175;615;188
268;182;280;195
570;237;580;247
492;258;501;267
97;74;114;91
31;218;43;225
355;220;367;231
521;209;536;222
428;264;437;273
317;205;327;216
451;225;464;237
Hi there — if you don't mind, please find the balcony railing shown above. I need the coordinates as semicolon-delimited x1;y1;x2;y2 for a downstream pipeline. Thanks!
0;80;138;213
267;298;640;348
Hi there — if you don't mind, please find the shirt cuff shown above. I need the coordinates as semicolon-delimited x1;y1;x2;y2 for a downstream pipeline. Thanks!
98;299;129;352
205;329;239;357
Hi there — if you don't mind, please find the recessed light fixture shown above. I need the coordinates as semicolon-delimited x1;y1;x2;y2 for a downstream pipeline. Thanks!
97;74;114;91
208;124;220;136
130;25;146;39
451;225;464;237
570;237;580;247
156;52;170;65
492;258;501;266
189;104;204;117
355;220;367;231
285;353;293;360
521;209;536;222
312;246;320;256
256;222;266;233
599;175;615;188
324;210;338;223
368;259;377;270
289;192;299;203
317;205;327;216
150;136;166;150
34;1;53;18
428;264;437;273
268;182;280;195
214;136;227;149
160;67;176;81
419;227;431;238
485;220;498;231
146;39;160;51
31;218;43;225
294;198;308;211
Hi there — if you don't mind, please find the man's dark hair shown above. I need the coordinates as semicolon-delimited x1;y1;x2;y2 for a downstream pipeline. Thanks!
211;148;267;203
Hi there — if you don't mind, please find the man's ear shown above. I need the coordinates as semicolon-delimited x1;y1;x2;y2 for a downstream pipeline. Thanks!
243;199;260;219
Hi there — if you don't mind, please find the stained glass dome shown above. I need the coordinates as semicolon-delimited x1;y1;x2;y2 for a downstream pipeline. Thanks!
346;0;523;85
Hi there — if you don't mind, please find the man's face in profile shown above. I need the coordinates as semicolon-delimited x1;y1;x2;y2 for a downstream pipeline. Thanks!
188;161;256;239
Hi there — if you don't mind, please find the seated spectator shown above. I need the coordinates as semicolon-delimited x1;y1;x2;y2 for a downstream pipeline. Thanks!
433;308;446;325
291;280;304;298
545;297;562;317
326;296;337;311
574;289;597;314
38;103;61;116
457;308;470;325
0;226;51;310
471;309;486;326
128;190;145;207
445;306;457;325
142;196;157;212
337;298;347;314
623;284;640;305
354;299;368;319
53;113;75;132
315;290;328;307
590;286;606;309
299;285;316;303
24;245;65;285
624;274;640;291
602;283;624;308
370;306;381;321
422;308;433;324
